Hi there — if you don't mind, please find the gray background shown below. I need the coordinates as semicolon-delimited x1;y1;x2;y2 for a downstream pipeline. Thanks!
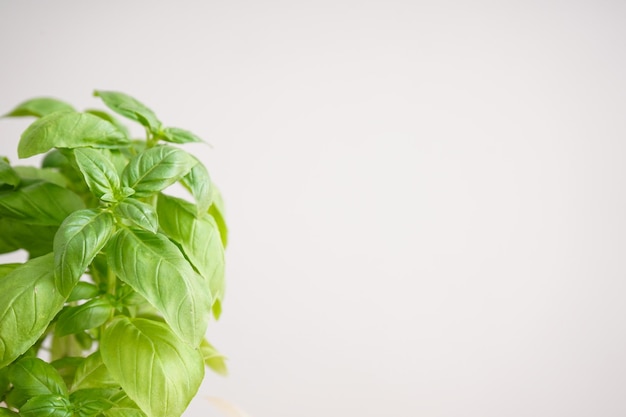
1;1;626;416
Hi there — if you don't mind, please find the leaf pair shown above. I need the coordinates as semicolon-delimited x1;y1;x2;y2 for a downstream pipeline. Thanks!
75;145;199;204
94;91;205;145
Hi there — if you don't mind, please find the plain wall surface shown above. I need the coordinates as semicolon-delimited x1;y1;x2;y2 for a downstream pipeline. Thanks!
1;1;626;416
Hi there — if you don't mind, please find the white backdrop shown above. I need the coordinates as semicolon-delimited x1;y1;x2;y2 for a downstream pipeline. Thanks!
1;1;626;416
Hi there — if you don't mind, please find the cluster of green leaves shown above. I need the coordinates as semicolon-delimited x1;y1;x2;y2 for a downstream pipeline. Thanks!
0;91;229;417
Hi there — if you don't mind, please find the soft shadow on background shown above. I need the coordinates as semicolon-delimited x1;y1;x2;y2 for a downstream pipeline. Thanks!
1;1;626;416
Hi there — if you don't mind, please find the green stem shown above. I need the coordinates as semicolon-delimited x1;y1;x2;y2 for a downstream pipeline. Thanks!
107;267;116;296
146;127;159;148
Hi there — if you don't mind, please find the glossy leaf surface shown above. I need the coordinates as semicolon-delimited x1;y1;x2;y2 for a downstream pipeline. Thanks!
107;228;211;345
71;352;118;392
8;357;68;408
121;146;197;197
157;194;225;306
70;389;115;416
67;282;100;302
209;185;229;248
180;160;212;216
101;317;204;417
85;109;130;138
13;166;68;187
73;148;121;201
53;209;115;297
0;158;19;189
19;111;129;158
0;181;84;226
113;199;158;233
0;255;65;368
0;218;57;257
20;395;72;417
55;298;113;337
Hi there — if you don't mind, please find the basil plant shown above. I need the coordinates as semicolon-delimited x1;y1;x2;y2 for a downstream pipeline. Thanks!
0;91;228;417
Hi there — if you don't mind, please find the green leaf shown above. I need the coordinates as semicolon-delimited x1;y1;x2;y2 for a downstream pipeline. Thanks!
0;263;20;279
0;254;65;368
0;158;19;189
13;166;68;187
73;148;121;201
74;331;94;350
53;209;115;297
55;297;113;337
200;339;228;376
180;160;212;216
85;109;130;138
0;218;57;258
107;228;211;346
8;357;68;408
101;317;204;417
160;127;205;144
42;149;69;169
50;334;83;362
18;111;129;158
70;389;115;416
94;91;161;132
0;407;19;416
67;281;100;302
121;146;197;198
0;366;10;402
113;199;158;233
19;395;72;417
209;185;228;248
103;391;147;417
157;194;225;309
0;181;85;226
51;356;84;389
4;97;74;118
71;352;118;392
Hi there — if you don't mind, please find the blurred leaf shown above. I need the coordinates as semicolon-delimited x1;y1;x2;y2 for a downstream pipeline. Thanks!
200;339;228;376
0;407;19;416
13;166;68;187
0;158;19;189
180;160;212;216
4;97;74;118
0;218;57;257
160;127;204;144
51;356;84;389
